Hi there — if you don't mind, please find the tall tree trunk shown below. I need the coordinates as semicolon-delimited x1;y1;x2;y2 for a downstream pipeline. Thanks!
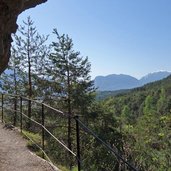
27;27;32;128
67;67;72;169
13;67;17;126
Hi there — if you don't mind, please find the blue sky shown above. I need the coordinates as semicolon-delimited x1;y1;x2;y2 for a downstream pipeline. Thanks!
17;0;171;79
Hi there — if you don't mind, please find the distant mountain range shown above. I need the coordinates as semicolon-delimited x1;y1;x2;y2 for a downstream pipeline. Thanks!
94;71;171;91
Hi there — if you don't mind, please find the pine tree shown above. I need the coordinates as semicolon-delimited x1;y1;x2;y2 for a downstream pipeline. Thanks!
14;16;49;96
13;16;49;123
47;29;95;166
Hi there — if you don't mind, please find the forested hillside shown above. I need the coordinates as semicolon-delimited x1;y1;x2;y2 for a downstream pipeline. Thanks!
96;89;130;100
95;75;171;170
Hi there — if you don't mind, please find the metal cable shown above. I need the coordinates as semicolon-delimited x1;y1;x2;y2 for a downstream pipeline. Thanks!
75;118;138;171
3;107;76;157
1;93;138;170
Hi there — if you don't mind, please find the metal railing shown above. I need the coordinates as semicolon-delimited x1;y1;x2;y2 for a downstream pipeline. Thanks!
0;93;138;171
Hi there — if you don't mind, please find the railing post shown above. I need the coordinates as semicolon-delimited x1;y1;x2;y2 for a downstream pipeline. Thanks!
20;97;23;133
13;96;17;126
75;116;81;171
1;94;4;123
27;99;31;129
42;103;45;159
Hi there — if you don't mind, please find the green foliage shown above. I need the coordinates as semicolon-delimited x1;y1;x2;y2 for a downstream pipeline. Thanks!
23;130;41;152
0;16;49;98
96;89;130;100
157;88;167;114
47;28;95;114
0;47;24;94
80;101;125;170
44;29;96;168
143;95;156;115
100;76;171;170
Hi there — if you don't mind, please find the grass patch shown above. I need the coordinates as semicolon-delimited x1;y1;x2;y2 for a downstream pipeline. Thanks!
58;165;79;171
71;167;79;171
58;165;68;171
22;130;41;152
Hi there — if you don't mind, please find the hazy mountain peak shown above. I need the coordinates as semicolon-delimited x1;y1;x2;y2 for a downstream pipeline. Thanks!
94;74;139;91
95;71;171;91
139;71;171;85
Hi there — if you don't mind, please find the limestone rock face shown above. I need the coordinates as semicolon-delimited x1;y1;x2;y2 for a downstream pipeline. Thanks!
0;0;47;74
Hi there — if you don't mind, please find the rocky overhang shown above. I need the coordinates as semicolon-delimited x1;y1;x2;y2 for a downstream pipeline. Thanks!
0;0;47;74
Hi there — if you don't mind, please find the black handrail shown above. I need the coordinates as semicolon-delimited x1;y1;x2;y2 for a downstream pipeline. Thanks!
0;92;138;171
0;93;77;169
75;117;138;171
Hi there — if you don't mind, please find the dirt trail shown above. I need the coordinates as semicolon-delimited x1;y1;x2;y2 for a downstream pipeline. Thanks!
0;122;59;171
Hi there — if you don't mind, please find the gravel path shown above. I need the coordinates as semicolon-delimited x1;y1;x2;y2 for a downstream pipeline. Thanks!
0;122;59;171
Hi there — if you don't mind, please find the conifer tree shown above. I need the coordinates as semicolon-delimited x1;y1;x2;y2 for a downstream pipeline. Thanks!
13;16;49;122
14;16;49;96
48;29;95;160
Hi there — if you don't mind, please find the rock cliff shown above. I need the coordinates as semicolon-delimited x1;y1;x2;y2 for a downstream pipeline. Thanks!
0;0;47;74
